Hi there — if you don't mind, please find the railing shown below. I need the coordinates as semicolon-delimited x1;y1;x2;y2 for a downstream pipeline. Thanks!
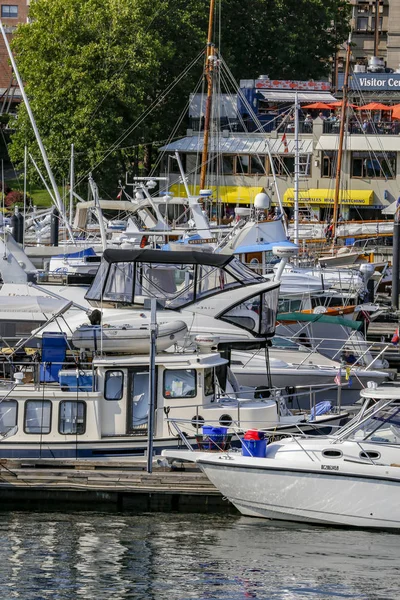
323;120;400;135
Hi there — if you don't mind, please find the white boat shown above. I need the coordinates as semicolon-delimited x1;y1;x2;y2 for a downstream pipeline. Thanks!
164;383;400;529
72;320;188;353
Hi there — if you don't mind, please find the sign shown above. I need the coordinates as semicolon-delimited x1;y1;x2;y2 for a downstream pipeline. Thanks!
346;72;400;91
255;78;330;91
188;238;217;244
284;196;371;206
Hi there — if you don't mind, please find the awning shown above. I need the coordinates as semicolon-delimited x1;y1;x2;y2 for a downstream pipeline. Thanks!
159;135;312;155
259;91;337;103
316;135;400;152
277;313;363;330
169;184;264;205
382;200;398;215
283;188;374;206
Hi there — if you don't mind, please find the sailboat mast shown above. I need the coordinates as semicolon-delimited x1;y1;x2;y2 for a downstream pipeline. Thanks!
332;33;352;241
199;0;216;191
294;92;300;246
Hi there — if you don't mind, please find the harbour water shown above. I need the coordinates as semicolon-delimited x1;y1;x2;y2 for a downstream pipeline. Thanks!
2;510;400;600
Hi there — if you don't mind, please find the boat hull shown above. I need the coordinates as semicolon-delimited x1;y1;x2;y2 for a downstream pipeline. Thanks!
198;458;400;529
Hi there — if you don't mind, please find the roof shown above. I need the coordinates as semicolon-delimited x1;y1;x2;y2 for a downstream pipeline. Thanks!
159;134;313;155
316;134;400;152
259;90;337;103
102;248;234;267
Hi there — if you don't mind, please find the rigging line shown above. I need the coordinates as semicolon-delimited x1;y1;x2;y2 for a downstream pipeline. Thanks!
87;2;168;122
75;49;206;187
149;74;204;179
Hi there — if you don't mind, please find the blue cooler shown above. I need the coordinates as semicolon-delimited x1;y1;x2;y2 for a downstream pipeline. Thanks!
242;438;267;458
202;425;228;448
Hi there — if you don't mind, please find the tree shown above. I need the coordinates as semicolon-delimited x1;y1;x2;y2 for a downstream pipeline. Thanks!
8;0;350;194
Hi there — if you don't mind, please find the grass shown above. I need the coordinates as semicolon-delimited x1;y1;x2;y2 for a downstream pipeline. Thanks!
6;177;58;208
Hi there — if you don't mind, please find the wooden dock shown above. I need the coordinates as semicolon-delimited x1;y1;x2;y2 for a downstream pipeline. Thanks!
0;457;236;513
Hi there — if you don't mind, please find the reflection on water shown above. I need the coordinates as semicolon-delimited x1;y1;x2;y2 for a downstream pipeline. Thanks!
0;512;399;599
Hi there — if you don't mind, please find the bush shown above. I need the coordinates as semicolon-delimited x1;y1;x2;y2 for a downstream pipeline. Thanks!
5;190;24;207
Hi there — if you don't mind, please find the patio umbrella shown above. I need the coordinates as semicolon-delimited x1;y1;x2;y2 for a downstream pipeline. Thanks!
329;101;357;108
301;102;333;110
356;102;392;110
390;104;400;119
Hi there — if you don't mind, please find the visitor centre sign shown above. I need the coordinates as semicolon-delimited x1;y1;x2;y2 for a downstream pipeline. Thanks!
350;73;400;91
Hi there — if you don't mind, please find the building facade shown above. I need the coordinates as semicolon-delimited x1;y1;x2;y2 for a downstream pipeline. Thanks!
0;0;29;108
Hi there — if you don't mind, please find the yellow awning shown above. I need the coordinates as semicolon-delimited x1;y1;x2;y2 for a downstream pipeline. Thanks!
282;188;374;206
169;184;264;205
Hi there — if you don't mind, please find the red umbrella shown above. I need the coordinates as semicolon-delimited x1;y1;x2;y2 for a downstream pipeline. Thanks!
356;102;392;110
329;101;357;108
301;102;333;110
391;104;400;120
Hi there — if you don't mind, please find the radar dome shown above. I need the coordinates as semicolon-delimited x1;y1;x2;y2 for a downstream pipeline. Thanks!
254;192;271;209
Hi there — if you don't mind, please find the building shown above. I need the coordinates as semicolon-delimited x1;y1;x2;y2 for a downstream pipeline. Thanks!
0;0;29;111
159;77;400;221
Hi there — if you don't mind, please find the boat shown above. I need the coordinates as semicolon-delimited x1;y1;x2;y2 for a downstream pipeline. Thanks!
0;327;348;458
163;382;400;529
72;320;188;353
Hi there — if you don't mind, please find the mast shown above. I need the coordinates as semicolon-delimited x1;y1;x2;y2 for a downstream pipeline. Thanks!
199;0;216;191
374;0;380;57
0;21;76;244
331;33;352;241
294;92;300;246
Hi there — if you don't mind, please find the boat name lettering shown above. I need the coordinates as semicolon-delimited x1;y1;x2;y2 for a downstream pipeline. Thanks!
321;464;339;471
188;238;217;245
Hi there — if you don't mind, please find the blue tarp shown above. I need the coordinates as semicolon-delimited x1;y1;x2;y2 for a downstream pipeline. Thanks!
54;247;97;259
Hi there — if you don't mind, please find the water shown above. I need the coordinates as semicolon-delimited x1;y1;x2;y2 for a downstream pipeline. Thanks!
1;511;400;600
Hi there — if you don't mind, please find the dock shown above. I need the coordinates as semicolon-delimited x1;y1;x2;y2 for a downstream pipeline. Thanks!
0;457;236;513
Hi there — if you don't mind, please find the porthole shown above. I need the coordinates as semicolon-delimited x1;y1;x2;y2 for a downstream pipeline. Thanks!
360;450;381;460
191;415;205;428
219;414;233;427
322;449;343;458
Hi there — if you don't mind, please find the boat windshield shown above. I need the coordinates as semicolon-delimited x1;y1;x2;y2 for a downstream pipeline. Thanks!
345;400;400;444
219;286;280;337
85;255;264;309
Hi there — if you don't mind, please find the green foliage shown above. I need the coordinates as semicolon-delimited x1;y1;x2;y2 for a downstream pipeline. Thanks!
8;0;349;193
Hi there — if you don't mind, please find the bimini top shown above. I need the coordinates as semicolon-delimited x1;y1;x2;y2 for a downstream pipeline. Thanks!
102;248;233;268
86;247;267;311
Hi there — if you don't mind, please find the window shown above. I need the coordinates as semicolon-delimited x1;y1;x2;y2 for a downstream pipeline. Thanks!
129;369;149;430
1;5;18;17
322;151;337;178
357;16;368;31
371;17;383;31
236;155;250;175
220;287;280;337
222;155;234;175
204;368;215;397
0;400;17;434
24;401;51;434
59;401;86;435
163;369;197;398
250;155;266;175
351;152;396;179
103;262;134;303
269;155;310;177
105;370;124;400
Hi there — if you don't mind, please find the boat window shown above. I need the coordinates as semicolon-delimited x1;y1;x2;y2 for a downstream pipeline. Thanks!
346;403;400;444
271;337;300;350
322;449;342;458
360;450;380;460
164;369;197;398
0;400;17;434
204;368;215;398
219;286;279;337
105;370;124;401
130;369;150;431
103;262;134;303
85;260;109;301
225;259;264;283
59;401;86;435
24;400;52;434
196;265;238;300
